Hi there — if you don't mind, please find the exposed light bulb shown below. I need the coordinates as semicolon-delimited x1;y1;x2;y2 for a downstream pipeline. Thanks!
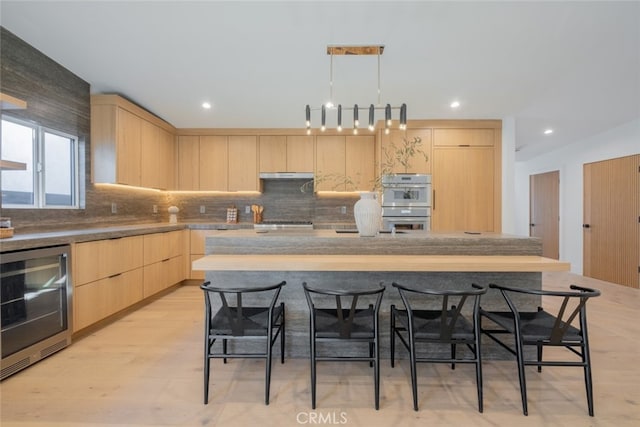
384;128;390;135
337;125;343;132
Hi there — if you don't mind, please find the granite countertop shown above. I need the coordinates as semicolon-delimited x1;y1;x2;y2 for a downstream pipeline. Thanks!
0;222;246;252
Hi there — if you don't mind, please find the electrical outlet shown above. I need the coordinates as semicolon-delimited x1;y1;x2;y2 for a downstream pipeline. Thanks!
199;205;206;214
152;205;158;214
341;206;347;214
245;205;251;214
111;203;117;214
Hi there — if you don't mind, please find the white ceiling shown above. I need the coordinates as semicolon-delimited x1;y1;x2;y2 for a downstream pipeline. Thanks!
1;1;638;161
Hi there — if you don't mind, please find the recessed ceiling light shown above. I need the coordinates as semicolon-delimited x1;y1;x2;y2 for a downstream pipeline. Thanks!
544;129;553;135
450;101;460;109
202;102;212;109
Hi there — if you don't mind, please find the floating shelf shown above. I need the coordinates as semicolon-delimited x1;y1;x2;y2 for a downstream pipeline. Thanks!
0;92;27;110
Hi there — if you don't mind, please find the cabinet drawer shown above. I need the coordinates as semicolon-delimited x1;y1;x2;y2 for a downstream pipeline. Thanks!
433;129;494;147
143;230;184;264
73;268;143;332
143;255;184;298
74;235;143;285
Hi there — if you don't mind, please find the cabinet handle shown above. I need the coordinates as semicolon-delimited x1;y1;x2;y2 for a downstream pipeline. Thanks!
432;189;435;210
108;273;122;279
162;258;171;262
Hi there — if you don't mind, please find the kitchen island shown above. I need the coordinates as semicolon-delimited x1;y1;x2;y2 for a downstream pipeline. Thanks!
193;230;569;359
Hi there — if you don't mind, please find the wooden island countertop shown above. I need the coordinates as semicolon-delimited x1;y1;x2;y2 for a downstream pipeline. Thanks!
193;254;569;272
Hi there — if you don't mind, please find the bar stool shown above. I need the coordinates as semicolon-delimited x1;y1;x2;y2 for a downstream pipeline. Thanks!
200;280;286;405
302;281;386;409
390;282;487;412
480;283;601;416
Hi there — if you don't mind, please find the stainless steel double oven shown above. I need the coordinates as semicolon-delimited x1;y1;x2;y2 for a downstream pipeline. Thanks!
381;174;432;231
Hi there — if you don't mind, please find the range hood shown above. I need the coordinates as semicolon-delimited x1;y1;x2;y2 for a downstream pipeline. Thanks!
259;172;313;180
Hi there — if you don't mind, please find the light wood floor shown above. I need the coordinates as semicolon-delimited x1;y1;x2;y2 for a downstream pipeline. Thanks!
1;272;638;426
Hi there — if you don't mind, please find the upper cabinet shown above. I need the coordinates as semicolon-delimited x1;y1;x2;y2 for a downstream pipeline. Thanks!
378;128;432;175
259;135;314;173
91;95;176;189
176;134;258;191
316;135;375;191
228;136;258;191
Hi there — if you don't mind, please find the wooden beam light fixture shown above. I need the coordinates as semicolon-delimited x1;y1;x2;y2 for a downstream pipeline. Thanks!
305;45;406;135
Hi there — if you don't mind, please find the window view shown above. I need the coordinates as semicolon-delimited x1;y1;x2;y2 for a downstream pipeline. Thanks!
1;116;79;208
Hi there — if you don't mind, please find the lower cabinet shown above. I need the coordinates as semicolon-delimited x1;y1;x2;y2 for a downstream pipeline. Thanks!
74;268;144;331
72;230;187;332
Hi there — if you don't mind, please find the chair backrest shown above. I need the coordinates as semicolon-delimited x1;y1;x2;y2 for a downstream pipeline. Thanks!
489;283;601;344
201;281;285;336
393;282;487;340
302;282;385;338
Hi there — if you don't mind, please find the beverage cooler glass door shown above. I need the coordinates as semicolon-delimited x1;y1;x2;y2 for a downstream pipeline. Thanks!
1;245;72;379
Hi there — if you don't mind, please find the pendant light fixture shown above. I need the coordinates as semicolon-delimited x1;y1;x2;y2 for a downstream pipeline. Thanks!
305;45;407;135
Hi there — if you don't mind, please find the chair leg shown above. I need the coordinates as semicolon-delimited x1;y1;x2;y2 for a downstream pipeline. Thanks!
583;342;595;416
475;344;484;413
409;333;419;411
281;304;286;364
369;342;374;368
310;334;317;409
223;339;228;364
265;337;273;405
204;355;210;404
451;343;456;370
390;305;396;368
514;333;529;416
374;336;380;410
537;343;543;373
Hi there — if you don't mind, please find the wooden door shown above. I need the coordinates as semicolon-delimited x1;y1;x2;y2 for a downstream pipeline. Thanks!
432;146;494;231
116;108;141;186
345;136;375;191
176;136;200;190
315;135;346;191
259;136;287;172
228;136;258;191
529;171;560;259
199;136;228;191
286;135;314;172
584;154;640;288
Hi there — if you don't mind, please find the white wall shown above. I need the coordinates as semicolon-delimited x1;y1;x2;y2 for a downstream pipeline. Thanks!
512;118;640;274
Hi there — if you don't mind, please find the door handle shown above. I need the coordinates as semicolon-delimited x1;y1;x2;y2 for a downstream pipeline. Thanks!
583;224;591;228
530;223;535;227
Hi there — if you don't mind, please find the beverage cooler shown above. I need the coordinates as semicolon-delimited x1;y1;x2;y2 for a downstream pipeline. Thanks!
1;245;72;380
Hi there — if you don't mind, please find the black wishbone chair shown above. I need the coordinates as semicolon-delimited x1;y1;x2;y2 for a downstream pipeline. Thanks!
303;281;386;410
390;282;487;412
200;280;286;405
480;283;601;416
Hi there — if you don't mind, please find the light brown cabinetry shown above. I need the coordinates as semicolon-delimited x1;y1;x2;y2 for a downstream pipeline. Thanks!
379;129;432;174
200;136;228;191
91;95;176;189
141;121;175;189
142;230;186;297
73;230;187;332
431;128;500;232
315;135;375;191
176;134;257;191
259;135;314;172
72;236;144;331
176;136;200;191
228;136;258;191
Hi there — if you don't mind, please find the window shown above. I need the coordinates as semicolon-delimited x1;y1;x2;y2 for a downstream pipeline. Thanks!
1;116;79;208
